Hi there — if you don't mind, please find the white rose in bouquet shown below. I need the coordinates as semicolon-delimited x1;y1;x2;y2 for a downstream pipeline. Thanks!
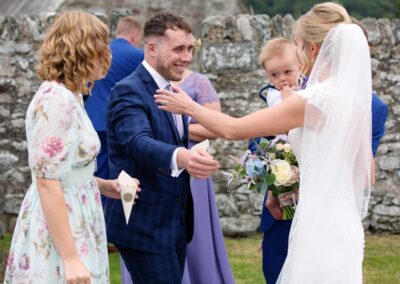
276;143;284;151
283;143;292;153
271;159;292;186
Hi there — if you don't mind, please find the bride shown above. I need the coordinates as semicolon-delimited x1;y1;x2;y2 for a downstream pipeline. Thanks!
155;2;374;283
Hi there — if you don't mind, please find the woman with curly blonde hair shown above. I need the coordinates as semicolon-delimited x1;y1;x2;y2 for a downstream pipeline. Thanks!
4;11;139;284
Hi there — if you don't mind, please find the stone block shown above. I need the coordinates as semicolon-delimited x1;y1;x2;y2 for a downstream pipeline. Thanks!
0;106;10;118
14;43;33;54
372;204;400;217
391;19;400;44
0;78;16;93
11;141;27;151
362;18;381;45
1;168;25;184
0;93;12;104
215;194;238;217
4;194;24;215
220;215;259;237
251;15;272;43
0;151;19;169
0;57;16;77
236;16;255;41
378;156;400;171
0;43;15;55
378;18;395;45
15;57;30;71
200;42;258;73
11;119;25;129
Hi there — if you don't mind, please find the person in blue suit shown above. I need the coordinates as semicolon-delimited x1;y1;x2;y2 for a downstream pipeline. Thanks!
371;93;388;155
84;15;144;180
104;12;219;283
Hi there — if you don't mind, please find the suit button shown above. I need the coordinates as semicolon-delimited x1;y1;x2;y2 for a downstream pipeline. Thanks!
176;196;183;204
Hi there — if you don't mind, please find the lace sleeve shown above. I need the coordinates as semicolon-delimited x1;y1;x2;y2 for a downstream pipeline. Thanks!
296;81;332;115
193;74;220;105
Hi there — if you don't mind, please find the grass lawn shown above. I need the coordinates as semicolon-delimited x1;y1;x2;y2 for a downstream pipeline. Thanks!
223;234;400;284
363;234;400;283
1;234;400;283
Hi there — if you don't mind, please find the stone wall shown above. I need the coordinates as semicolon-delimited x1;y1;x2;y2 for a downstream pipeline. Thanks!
0;12;399;253
0;0;246;36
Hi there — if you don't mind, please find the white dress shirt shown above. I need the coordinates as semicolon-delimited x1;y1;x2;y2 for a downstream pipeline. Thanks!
142;60;184;177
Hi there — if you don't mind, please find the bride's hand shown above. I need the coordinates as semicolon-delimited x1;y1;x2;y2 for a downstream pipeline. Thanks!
155;84;197;115
265;191;283;220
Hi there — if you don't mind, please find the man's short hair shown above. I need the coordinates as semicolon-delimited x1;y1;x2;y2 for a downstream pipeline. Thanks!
144;11;192;39
259;37;294;68
116;16;142;36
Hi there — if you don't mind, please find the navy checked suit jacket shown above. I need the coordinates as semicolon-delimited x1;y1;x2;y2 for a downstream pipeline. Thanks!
105;63;194;253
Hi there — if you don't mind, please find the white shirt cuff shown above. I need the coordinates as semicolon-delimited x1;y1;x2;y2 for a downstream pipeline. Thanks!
171;147;185;177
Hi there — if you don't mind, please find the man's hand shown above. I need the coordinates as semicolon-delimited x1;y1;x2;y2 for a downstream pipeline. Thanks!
177;148;219;179
265;190;283;220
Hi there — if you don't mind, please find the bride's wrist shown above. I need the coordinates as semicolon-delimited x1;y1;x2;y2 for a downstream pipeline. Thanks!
187;100;198;116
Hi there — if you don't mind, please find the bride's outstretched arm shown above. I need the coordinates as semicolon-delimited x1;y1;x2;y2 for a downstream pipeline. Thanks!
155;85;305;140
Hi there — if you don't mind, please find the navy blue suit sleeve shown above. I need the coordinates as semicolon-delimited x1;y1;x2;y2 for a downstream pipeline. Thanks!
371;94;388;156
109;83;177;172
248;137;261;153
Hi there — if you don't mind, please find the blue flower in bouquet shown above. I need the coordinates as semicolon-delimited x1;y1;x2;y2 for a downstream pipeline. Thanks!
245;158;264;177
226;136;299;220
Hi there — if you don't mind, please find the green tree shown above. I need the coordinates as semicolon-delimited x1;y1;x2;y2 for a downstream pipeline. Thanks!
245;0;400;19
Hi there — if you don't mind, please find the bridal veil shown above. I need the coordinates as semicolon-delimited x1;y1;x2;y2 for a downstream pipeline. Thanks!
278;24;372;283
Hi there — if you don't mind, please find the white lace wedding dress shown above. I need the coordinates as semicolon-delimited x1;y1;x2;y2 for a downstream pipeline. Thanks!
277;24;372;284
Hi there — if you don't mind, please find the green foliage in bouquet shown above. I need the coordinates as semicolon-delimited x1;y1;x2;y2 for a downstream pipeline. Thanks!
225;135;299;219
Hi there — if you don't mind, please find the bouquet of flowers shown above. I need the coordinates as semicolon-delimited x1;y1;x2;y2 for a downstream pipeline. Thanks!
224;135;299;219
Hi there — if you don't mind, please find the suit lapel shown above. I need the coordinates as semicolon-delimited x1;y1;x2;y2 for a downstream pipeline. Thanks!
136;64;181;143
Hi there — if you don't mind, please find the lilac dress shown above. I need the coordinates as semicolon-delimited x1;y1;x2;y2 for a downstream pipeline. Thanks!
120;72;234;284
181;73;235;284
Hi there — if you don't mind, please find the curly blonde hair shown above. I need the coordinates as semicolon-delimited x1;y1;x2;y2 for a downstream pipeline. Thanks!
295;2;351;75
37;11;111;94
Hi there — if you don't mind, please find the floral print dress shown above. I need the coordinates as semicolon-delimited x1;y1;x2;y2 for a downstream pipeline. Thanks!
4;81;109;283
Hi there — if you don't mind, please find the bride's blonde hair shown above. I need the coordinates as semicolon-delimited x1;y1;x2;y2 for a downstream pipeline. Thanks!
295;2;351;75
